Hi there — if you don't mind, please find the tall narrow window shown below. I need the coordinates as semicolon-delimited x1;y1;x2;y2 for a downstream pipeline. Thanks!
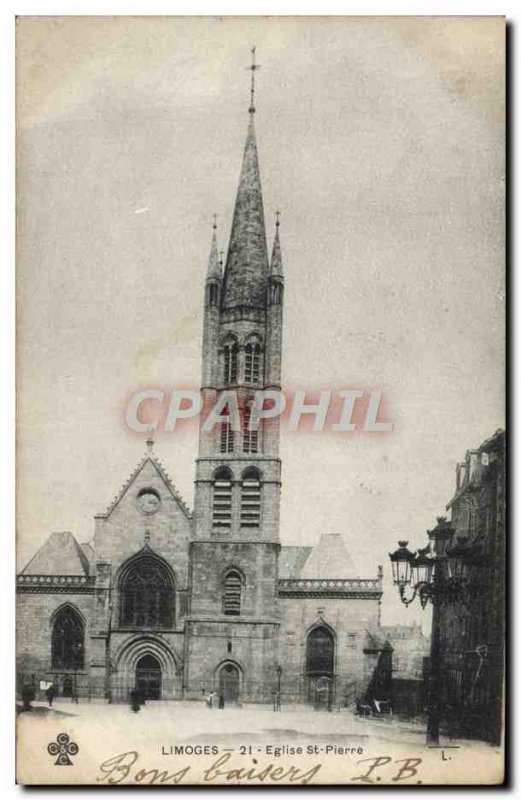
51;606;84;670
213;468;233;529
242;405;258;454
223;570;242;615
245;341;261;383
241;468;261;527
223;342;238;384
219;404;234;454
120;555;174;628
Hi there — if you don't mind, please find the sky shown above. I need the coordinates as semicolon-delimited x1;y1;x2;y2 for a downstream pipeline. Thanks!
16;16;505;625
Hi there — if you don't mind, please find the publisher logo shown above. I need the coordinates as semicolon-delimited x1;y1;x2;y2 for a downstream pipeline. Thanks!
47;733;79;766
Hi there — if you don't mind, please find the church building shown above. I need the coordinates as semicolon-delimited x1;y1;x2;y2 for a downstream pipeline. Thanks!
16;58;385;708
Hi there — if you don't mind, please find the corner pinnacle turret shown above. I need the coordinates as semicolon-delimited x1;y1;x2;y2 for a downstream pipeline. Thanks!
206;216;221;281
270;211;283;278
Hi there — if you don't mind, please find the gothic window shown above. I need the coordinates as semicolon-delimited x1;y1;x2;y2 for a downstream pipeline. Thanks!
120;555;174;629
213;468;233;528
242;405;258;454
222;570;243;615
305;626;335;677
240;468;261;527
245;341;262;383
223;341;238;384
219;403;234;454
51;606;84;670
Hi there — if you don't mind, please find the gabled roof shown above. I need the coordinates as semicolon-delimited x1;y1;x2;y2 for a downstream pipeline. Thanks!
80;542;95;565
279;546;312;578
221;114;269;309
299;534;357;579
95;452;192;520
20;531;90;576
364;629;391;652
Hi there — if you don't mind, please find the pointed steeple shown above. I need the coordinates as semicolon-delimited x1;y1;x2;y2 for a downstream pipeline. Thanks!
270;211;283;277
221;56;269;309
206;216;221;281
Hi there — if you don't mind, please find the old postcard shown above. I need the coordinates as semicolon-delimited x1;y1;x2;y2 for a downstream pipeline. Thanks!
16;16;505;785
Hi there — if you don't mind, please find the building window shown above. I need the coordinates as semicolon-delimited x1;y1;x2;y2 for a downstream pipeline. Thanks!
207;283;219;306
223;570;243;615
51;606;84;670
120;555;174;628
240;468;261;527
213;468;233;528
242;405;259;454
223;342;238;384
245;341;261;383
219;404;234;453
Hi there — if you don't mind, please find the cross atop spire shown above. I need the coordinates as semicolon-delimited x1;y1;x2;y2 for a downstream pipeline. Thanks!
275;210;281;228
247;46;260;114
212;213;218;230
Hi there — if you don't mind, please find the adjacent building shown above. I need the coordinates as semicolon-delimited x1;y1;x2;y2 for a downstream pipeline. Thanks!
439;428;506;744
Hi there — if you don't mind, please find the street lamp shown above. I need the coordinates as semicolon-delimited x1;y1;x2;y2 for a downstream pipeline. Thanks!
388;516;482;745
72;642;84;702
275;665;282;711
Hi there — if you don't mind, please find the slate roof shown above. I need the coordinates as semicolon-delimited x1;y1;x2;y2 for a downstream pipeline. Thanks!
279;546;313;578
299;533;357;579
221;114;269;309
20;531;90;576
80;542;95;566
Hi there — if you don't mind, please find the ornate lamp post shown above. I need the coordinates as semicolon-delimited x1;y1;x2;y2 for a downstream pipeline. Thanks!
389;517;479;745
72;641;84;702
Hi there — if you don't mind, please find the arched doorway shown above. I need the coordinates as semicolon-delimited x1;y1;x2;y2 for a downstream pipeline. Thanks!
135;654;162;700
306;626;335;708
218;663;240;704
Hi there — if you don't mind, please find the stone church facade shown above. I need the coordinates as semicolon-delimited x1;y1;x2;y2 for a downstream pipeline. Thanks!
17;74;384;707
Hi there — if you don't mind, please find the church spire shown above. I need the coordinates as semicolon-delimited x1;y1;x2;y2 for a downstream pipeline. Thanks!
221;49;269;309
206;215;221;281
270;211;283;277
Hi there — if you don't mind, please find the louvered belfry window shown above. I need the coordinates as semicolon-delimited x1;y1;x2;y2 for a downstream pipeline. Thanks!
223;342;238;384
223;570;242;615
242;406;259;454
240;469;261;527
213;469;233;528
245;342;261;383
120;556;174;628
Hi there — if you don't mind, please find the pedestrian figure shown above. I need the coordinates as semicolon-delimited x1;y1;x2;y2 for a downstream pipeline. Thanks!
129;688;141;713
207;691;215;708
21;684;35;712
46;684;56;708
219;691;225;709
71;690;79;704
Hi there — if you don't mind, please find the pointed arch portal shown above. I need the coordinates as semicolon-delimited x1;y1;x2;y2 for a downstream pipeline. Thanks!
135;654;162;700
218;662;241;703
305;625;335;707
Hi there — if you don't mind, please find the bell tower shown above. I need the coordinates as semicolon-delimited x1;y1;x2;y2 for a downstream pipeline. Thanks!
185;50;285;701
